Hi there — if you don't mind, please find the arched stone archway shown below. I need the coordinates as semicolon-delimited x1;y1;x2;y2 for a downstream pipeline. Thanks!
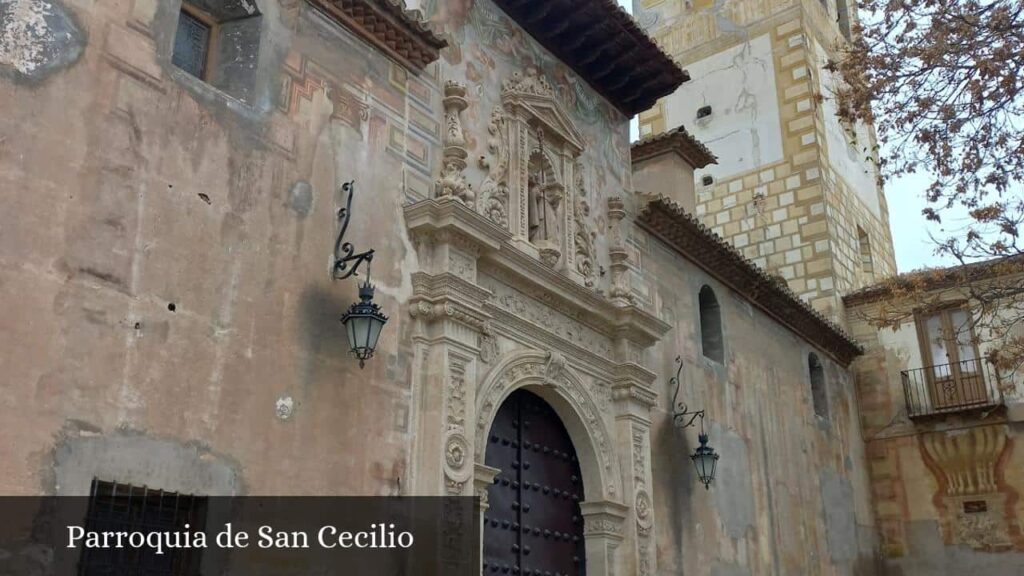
473;349;629;576
474;349;621;501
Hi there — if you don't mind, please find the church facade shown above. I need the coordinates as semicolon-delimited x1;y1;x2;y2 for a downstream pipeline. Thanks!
6;0;1015;575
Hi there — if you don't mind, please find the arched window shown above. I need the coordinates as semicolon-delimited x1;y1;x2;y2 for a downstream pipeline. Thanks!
698;286;724;363
809;353;828;419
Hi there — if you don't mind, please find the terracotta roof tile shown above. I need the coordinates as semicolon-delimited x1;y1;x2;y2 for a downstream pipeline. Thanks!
631;125;717;169
638;195;863;366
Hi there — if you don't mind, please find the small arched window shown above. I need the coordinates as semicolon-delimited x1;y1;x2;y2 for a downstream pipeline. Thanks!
809;353;828;419
698;286;724;363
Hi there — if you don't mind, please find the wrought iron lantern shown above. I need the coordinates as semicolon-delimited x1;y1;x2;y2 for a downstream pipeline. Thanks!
690;428;719;490
334;181;387;368
340;279;388;368
670;356;721;490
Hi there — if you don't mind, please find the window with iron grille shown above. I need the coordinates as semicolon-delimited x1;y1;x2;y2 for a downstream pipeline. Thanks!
170;1;263;104
172;9;212;79
77;479;207;576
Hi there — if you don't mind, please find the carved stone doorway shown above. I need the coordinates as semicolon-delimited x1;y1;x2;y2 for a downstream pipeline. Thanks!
483;389;586;576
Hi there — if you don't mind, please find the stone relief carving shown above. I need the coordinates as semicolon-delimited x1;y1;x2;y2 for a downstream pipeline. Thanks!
436;81;474;207
478;332;499;364
444;357;472;493
632;425;654;574
574;162;598;287
477;109;510;228
447;359;467;431
501;69;555;98
583;517;624;537
447;249;476;282
544;351;568;386
479;273;613;357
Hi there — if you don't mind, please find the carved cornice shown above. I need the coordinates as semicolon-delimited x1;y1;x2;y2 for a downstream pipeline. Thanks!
405;197;511;253
306;0;447;72
491;0;686;116
637;196;863;366
612;362;658;388
409;272;493;332
631;125;717;169
611;382;659;410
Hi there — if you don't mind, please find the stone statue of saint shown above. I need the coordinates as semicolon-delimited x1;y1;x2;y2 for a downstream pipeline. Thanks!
528;172;562;245
528;173;546;242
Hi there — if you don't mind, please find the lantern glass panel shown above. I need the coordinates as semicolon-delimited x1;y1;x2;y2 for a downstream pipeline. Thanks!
346;315;371;352
365;315;385;352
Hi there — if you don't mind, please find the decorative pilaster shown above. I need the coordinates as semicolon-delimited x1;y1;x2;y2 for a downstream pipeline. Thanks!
611;363;659;576
403;198;509;496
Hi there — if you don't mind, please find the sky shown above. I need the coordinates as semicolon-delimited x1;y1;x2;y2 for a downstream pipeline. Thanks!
615;0;950;273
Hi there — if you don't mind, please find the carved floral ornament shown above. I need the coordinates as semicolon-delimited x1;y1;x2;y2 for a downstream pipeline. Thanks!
435;70;598;286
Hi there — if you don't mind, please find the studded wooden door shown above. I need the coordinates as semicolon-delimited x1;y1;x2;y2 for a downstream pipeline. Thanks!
484;389;586;576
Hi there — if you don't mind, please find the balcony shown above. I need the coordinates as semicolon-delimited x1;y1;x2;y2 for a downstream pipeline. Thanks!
901;359;1003;418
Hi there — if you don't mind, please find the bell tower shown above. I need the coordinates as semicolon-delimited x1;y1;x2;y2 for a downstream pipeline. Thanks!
632;0;896;319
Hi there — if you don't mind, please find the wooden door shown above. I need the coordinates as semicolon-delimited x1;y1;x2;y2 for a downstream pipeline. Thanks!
917;306;987;409
483;389;586;576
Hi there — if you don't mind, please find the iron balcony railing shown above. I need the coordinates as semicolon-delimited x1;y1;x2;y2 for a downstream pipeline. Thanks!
901;358;1003;418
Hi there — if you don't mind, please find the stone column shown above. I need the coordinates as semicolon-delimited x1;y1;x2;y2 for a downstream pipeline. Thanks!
405;228;491;496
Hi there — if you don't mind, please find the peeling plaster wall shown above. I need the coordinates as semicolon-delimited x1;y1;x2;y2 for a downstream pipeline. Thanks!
633;229;879;575
660;33;784;182
0;0;85;82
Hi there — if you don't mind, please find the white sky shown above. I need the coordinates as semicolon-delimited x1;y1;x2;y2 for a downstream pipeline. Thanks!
615;0;947;272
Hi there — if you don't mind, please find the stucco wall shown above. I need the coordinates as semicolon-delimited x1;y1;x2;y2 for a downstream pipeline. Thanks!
631;220;879;575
